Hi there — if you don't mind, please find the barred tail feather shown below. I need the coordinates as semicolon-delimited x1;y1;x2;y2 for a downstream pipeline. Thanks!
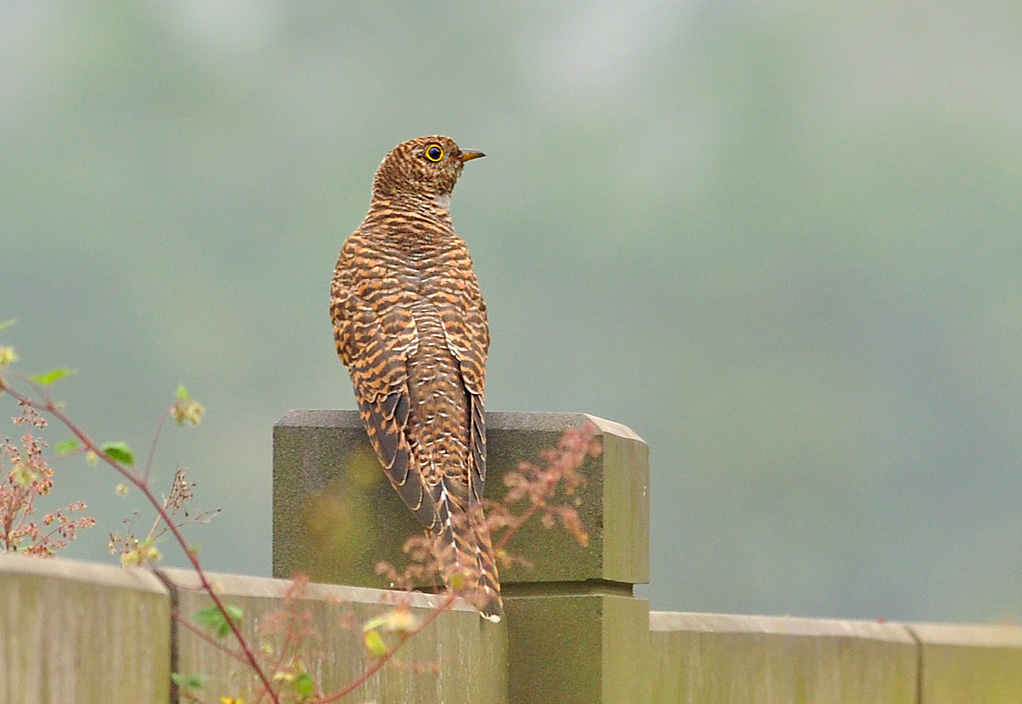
433;482;503;622
471;507;504;622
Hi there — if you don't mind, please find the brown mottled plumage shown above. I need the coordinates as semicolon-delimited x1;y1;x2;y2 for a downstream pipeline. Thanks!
330;136;502;621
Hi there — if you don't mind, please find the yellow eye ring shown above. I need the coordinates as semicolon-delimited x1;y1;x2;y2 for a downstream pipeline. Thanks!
424;144;444;162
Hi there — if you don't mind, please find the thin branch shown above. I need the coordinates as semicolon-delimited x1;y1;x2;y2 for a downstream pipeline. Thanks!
143;407;170;482
0;378;281;704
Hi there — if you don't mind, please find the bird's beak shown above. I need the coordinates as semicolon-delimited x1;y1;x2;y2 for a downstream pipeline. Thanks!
458;149;485;163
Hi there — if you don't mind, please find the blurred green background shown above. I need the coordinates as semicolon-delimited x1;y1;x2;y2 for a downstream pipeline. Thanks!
2;1;1021;623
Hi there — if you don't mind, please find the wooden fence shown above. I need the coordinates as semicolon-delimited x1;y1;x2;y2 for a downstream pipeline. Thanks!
1;411;1020;703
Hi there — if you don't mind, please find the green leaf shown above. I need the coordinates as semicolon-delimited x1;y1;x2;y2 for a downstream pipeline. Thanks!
100;441;134;466
292;672;315;697
363;628;388;657
30;367;76;386
175;384;189;401
0;319;15;333
55;439;81;455
171;672;206;690
193;604;243;638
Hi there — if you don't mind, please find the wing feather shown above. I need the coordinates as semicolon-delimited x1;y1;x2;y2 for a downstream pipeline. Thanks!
332;244;435;527
433;264;490;503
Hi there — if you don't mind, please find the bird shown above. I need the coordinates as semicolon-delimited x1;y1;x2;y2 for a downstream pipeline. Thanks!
330;135;502;622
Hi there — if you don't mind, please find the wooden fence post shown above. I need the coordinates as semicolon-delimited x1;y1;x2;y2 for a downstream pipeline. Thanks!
272;410;650;703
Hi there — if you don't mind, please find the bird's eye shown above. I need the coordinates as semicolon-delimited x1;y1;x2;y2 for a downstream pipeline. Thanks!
424;144;444;162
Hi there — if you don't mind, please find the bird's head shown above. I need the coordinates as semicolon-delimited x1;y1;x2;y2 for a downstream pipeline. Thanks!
370;135;484;208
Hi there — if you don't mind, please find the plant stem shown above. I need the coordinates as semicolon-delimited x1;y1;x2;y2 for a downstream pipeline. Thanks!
0;377;281;704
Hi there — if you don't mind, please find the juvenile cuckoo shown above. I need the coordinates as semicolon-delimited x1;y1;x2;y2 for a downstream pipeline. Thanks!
330;135;502;621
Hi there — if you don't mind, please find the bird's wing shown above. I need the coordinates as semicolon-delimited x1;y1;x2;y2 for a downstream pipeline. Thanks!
332;248;435;527
436;268;490;504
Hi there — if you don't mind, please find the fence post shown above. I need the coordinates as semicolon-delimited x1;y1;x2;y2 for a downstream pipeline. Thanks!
273;410;650;703
488;413;650;704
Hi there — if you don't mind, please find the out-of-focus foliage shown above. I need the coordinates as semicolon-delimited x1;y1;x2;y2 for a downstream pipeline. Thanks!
2;1;1021;622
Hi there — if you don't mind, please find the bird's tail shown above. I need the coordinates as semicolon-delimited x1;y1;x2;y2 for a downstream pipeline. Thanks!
434;484;503;622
